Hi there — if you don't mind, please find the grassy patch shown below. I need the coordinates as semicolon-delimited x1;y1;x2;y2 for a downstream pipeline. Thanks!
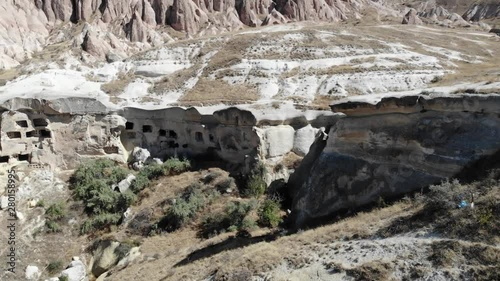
178;78;259;106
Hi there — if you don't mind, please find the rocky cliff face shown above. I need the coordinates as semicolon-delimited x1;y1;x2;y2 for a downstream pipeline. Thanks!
291;94;500;227
463;2;500;22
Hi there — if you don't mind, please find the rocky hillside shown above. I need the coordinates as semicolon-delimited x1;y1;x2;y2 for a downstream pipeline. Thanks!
0;0;400;69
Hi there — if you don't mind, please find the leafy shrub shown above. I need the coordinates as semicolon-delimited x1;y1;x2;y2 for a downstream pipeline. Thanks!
130;158;191;193
130;173;150;193
45;202;66;233
59;275;69;281
244;163;267;198
202;171;222;184
161;186;205;231
71;159;135;233
47;260;63;275
423;179;468;211
80;213;122;234
258;198;282;228
46;220;62;233
163;157;191;175
215;177;236;193
199;200;257;238
46;202;66;221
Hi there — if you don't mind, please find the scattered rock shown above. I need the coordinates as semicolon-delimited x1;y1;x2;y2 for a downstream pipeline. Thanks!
0;196;8;209
60;260;87;281
105;52;122;63
25;265;41;280
131;147;150;163
117;247;141;267
92;240;128;278
114;174;136;193
402;8;423;25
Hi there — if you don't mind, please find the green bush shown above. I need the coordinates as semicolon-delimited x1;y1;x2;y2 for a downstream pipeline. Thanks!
71;159;135;233
244;163;267;198
45;202;66;233
46;220;62;233
46;202;66;221
258;198;282;228
80;213;122;234
130;158;191;193
199;200;257;238
160;185;206;231
47;260;63;275
59;275;69;281
163;158;191;175
130;173;150;193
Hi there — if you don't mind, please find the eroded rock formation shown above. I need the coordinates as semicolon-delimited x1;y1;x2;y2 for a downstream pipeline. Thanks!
0;0;404;68
291;94;500;227
0;97;336;173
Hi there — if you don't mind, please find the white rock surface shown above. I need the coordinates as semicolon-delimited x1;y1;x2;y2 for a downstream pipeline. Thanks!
293;125;320;156
116;174;136;193
60;260;88;281
0;196;8;209
262;126;295;158
117;247;141;267
25;265;41;280
131;147;150;163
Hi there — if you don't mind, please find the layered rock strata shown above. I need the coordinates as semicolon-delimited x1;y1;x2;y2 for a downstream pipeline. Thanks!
291;94;500;227
0;98;338;172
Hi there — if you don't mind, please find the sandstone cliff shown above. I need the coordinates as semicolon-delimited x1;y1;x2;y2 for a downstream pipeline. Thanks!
291;94;500;227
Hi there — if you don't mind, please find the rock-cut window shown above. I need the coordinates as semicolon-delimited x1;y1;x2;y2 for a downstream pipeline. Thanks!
142;125;153;133
195;132;204;142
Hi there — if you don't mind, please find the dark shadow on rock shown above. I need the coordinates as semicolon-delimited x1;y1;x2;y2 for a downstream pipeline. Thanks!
454;149;500;183
174;232;280;267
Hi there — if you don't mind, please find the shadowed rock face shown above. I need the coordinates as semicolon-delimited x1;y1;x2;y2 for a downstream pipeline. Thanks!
292;94;500;228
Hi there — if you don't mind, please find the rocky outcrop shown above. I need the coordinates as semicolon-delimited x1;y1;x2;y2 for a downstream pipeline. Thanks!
291;94;500;228
0;0;404;68
402;8;423;25
463;3;500;22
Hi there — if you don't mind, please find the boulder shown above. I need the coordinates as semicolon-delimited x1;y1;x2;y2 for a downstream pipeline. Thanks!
131;147;150;163
25;265;41;280
105;52;122;63
262;9;288;25
293;125;320;156
91;240;121;278
115;174;136;193
262;125;295;158
60;260;87;281
116;247;141;267
402;8;423;25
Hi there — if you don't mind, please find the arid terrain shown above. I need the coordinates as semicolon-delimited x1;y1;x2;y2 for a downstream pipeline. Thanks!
0;1;498;281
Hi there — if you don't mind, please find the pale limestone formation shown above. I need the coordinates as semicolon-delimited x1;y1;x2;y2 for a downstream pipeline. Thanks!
402;8;423;25
0;0;405;68
0;98;331;174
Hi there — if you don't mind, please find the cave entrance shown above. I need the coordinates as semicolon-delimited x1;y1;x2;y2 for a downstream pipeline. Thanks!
143;125;153;133
33;118;48;127
18;154;30;162
16;120;28;128
7;132;21;139
40;130;51;138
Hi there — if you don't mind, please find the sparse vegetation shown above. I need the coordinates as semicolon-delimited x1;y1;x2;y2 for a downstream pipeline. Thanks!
243;163;267;198
45;202;67;233
199;200;258;238
258;198;283;228
72;158;191;233
47;260;63;275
